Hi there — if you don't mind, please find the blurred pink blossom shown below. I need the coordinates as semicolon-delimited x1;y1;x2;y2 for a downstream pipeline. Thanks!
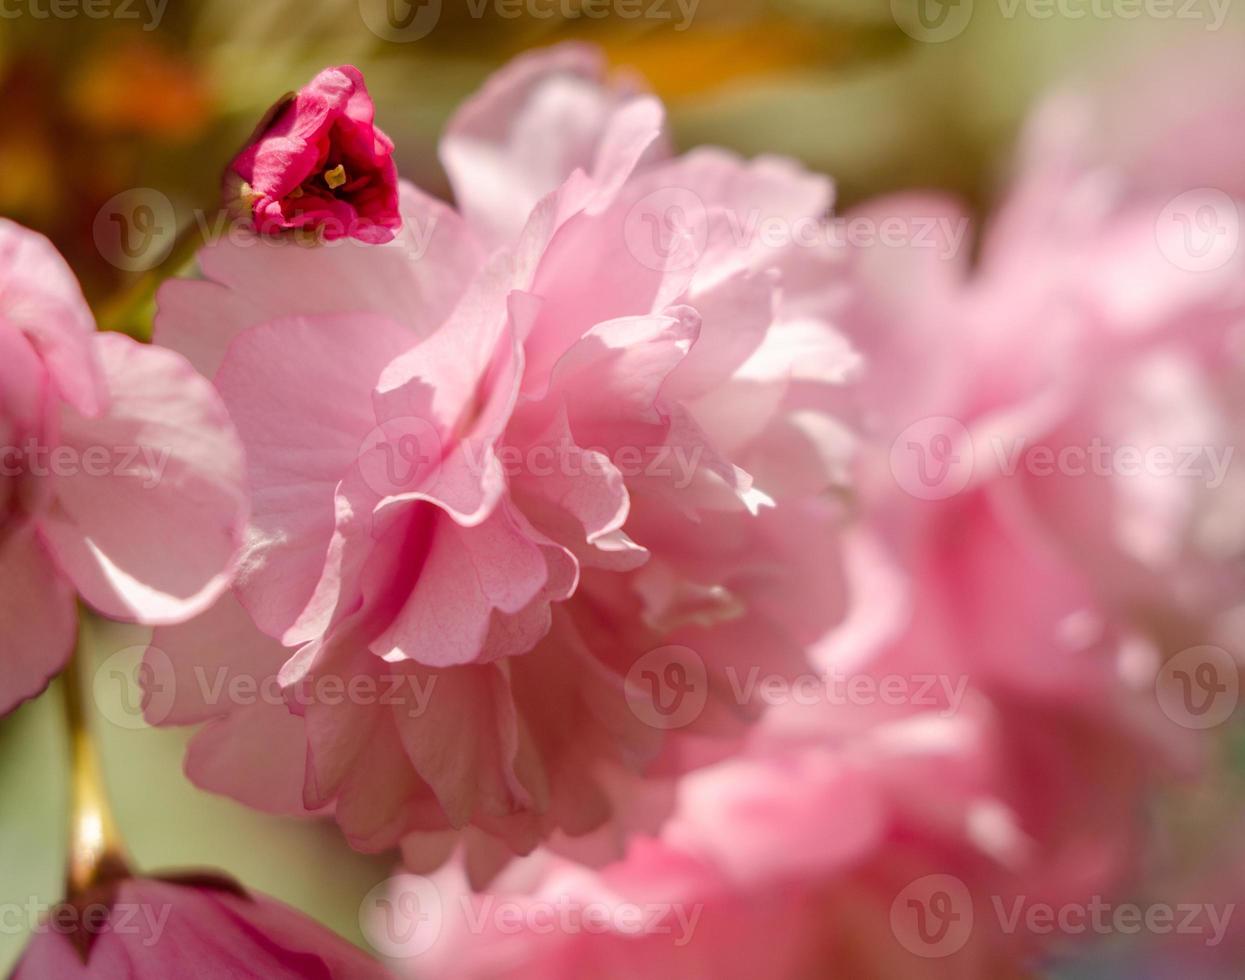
386;528;1164;978
376;49;1245;979
0;218;247;716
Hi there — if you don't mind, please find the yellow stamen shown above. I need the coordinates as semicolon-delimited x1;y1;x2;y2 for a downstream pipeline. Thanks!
323;164;347;190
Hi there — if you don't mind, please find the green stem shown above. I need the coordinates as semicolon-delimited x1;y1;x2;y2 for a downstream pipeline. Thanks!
62;629;129;899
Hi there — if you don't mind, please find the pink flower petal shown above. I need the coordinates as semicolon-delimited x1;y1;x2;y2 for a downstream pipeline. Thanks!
213;313;412;641
39;333;247;624
0;522;76;716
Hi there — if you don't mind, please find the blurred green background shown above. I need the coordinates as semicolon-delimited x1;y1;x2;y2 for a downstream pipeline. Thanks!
1;1;1242;975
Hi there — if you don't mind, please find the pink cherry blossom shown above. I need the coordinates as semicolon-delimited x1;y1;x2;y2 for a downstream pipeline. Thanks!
150;44;857;876
389;526;1167;979
224;65;401;244
385;52;1245;978
0;218;248;717
12;874;389;978
841;49;1245;657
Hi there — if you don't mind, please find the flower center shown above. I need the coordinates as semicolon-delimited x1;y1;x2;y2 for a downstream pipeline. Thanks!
323;164;348;190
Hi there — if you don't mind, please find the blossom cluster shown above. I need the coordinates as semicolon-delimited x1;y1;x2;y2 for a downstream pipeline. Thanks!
2;42;1243;979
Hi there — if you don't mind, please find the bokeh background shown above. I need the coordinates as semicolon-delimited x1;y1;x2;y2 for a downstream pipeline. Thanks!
1;1;1242;976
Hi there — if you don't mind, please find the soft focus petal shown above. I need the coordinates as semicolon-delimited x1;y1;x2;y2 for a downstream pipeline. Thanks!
0;522;76;716
39;333;247;624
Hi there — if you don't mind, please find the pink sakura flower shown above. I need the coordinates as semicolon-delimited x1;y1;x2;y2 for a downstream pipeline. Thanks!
845;48;1245;656
12;873;389;979
0;218;247;717
971;63;1245;647
149;44;857;879
224;65;401;244
409;52;1245;978
390;526;1169;979
380;700;1013;979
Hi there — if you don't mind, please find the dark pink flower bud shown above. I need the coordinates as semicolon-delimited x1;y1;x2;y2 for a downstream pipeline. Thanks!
12;872;391;978
224;66;401;244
